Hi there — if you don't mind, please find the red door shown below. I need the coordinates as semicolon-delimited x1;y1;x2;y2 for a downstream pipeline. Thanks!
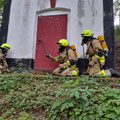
34;14;67;70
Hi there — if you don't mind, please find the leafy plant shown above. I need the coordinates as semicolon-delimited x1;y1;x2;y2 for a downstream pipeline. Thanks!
0;73;120;119
9;62;31;74
114;25;120;44
0;0;4;25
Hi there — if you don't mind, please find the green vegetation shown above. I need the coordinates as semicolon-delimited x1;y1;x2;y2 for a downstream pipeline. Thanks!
114;25;120;45
0;72;120;120
114;0;120;43
113;0;120;17
0;0;4;25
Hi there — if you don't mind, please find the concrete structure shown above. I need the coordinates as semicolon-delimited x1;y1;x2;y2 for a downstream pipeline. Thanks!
0;0;114;70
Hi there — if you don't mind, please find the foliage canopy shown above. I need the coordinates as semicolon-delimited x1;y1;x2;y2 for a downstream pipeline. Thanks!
113;0;120;16
0;0;4;25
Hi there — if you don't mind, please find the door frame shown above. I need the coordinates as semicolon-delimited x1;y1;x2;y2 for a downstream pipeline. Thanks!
33;8;71;60
34;14;68;70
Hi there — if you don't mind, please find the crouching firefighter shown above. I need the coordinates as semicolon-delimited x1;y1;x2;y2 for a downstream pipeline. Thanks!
81;29;120;77
46;39;79;76
0;43;10;74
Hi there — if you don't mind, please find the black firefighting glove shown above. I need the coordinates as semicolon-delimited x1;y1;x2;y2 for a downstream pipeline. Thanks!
97;49;103;57
104;50;108;57
46;53;50;58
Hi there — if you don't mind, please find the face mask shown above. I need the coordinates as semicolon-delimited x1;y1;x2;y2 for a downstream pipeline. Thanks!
82;37;89;44
81;36;94;46
2;48;8;57
59;46;66;53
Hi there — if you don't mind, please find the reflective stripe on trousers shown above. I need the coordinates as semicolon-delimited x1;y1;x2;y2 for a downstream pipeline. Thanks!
66;69;79;76
95;70;111;77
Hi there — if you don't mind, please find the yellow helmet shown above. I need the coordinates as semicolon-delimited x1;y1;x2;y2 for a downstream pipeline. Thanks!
81;29;94;37
1;43;10;49
57;39;69;46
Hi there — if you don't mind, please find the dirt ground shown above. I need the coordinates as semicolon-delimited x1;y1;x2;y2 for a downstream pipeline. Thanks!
115;41;120;73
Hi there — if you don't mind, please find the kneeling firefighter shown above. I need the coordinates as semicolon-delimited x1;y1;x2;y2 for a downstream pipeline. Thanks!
46;39;79;76
0;43;10;74
81;29;120;77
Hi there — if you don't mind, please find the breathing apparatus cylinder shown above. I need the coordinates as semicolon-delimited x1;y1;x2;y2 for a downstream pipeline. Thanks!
70;45;78;59
97;35;108;52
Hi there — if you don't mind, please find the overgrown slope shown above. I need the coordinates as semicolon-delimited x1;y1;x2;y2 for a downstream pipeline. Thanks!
0;73;120;120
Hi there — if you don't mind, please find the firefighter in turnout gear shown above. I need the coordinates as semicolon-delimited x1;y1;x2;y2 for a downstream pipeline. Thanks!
81;29;120;77
0;43;10;74
46;39;79;76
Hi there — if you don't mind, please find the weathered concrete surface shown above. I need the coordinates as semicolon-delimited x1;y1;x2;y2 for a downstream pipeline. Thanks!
7;0;103;59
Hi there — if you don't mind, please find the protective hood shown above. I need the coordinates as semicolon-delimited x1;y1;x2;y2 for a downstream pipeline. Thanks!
59;46;66;53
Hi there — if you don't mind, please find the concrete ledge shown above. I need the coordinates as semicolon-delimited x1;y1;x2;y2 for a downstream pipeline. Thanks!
36;7;71;14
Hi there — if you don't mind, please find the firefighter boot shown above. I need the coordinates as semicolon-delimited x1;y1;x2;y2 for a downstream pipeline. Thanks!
109;68;120;77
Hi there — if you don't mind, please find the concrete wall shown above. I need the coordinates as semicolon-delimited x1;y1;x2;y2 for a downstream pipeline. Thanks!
7;0;104;59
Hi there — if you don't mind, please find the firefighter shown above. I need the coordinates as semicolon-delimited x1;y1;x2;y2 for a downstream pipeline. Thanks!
81;29;120;77
0;43;10;74
46;39;79;76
